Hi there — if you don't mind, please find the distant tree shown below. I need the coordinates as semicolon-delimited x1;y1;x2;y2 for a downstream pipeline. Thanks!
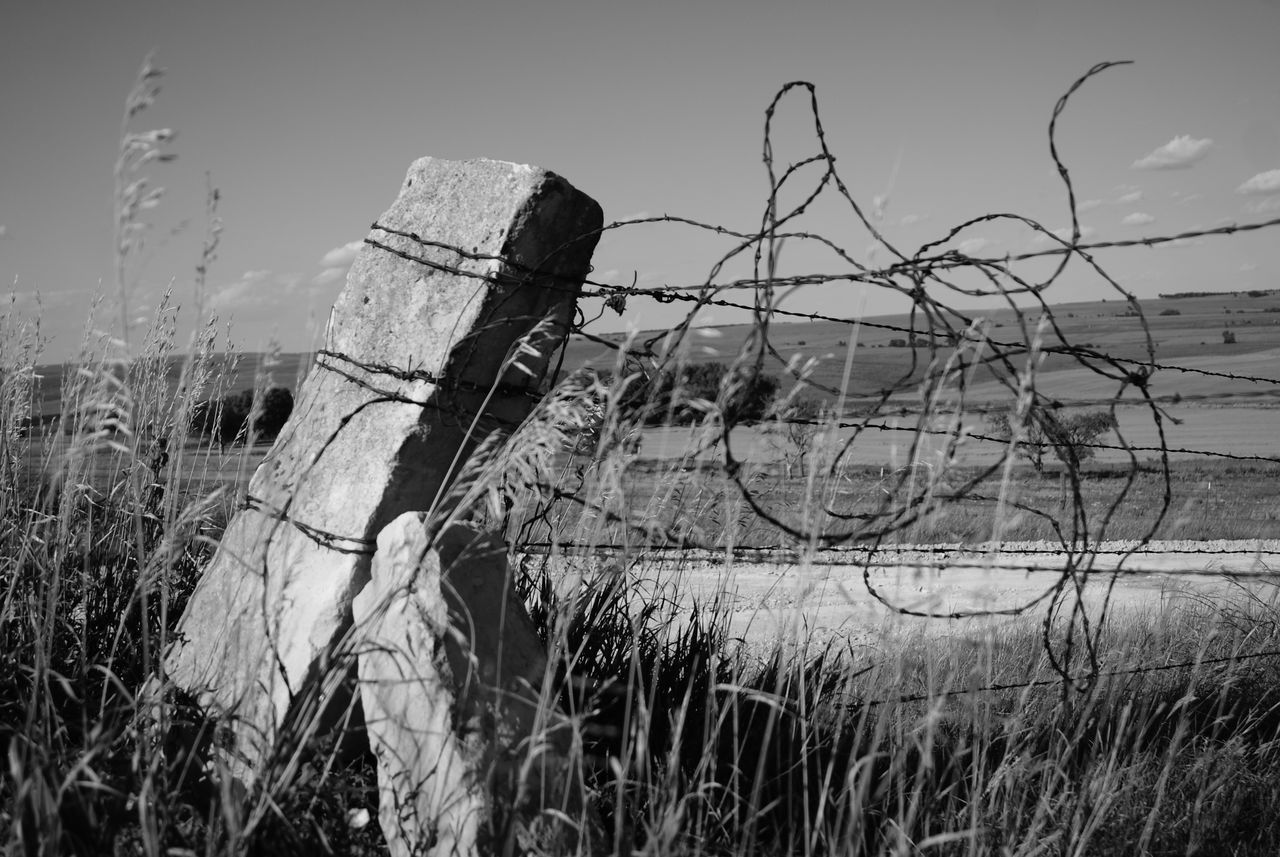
218;390;253;446
637;362;778;426
766;396;825;478
1223;329;1237;345
1158;308;1181;316
255;386;294;437
987;407;1117;472
192;386;295;448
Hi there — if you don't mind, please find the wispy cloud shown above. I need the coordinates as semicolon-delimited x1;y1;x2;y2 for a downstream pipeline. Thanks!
211;270;274;311
1076;199;1103;213
1114;190;1143;205
1121;212;1156;227
0;225;8;239
1245;197;1280;215
210;270;311;312
1240;262;1258;272
899;213;926;226
955;237;990;256
615;210;652;223
312;267;348;288
1237;169;1280;196
6;287;83;308
311;239;366;288
319;240;363;268
1131;135;1213;170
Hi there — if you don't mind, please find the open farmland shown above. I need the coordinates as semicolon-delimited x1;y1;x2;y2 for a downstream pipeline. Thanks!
562;289;1280;404
17;289;1279;687
8;27;1280;855
527;540;1280;651
21;288;1280;550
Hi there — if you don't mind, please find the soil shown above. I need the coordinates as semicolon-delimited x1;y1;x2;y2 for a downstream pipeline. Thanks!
560;540;1280;650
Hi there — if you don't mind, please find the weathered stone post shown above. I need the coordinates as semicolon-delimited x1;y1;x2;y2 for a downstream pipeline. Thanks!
353;516;587;857
164;158;602;775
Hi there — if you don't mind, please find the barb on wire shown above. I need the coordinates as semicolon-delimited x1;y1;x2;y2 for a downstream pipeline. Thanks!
455;61;1280;692
867;646;1280;708
271;61;1280;697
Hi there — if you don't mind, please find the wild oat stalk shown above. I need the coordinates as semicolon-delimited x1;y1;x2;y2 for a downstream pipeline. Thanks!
114;51;176;355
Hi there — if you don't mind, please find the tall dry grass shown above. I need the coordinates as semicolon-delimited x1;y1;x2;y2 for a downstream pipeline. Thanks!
4;53;1280;857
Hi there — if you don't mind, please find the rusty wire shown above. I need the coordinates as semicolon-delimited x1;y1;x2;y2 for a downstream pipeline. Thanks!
239;62;1280;696
488;62;1280;687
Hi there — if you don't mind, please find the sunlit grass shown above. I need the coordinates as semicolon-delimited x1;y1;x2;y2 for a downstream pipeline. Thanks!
5;52;1280;857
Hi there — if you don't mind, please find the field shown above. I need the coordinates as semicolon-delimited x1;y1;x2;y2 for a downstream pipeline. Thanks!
7;299;1280;854
6;60;1280;857
564;290;1280;404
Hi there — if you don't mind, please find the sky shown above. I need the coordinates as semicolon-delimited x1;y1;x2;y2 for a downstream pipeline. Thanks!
3;0;1280;362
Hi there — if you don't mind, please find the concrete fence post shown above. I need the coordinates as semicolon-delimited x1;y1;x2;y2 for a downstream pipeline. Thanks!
164;157;602;781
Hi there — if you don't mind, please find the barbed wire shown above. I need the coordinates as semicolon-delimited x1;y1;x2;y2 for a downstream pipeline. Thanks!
755;416;1280;465
865;646;1280;708
180;62;1280;697
517;541;1280;561
363;203;1280;398
569;283;1280;391
485;62;1280;688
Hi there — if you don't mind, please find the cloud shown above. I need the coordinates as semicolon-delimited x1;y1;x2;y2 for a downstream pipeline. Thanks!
899;213;926;226
1237;169;1280;195
0;225;7;239
1240;262;1258;272
1076;199;1103;213
1171;190;1202;205
312;267;348;288
6;287;83;308
616;210;652;223
210;270;314;312
211;270;274;311
1162;237;1203;249
955;237;990;256
1114;190;1143;205
1121;212;1156;227
311;239;366;288
318;240;363;268
1246;196;1280;215
1131;135;1213;170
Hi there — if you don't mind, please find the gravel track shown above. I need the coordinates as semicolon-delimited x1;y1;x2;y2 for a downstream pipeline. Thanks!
540;540;1280;648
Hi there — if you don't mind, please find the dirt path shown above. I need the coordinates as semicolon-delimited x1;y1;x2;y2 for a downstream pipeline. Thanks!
597;540;1280;648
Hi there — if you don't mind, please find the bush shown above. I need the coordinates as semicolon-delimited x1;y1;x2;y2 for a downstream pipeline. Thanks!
192;386;294;446
1223;329;1237;345
1159;308;1181;316
634;363;779;426
256;386;294;437
987;407;1117;471
572;364;779;427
